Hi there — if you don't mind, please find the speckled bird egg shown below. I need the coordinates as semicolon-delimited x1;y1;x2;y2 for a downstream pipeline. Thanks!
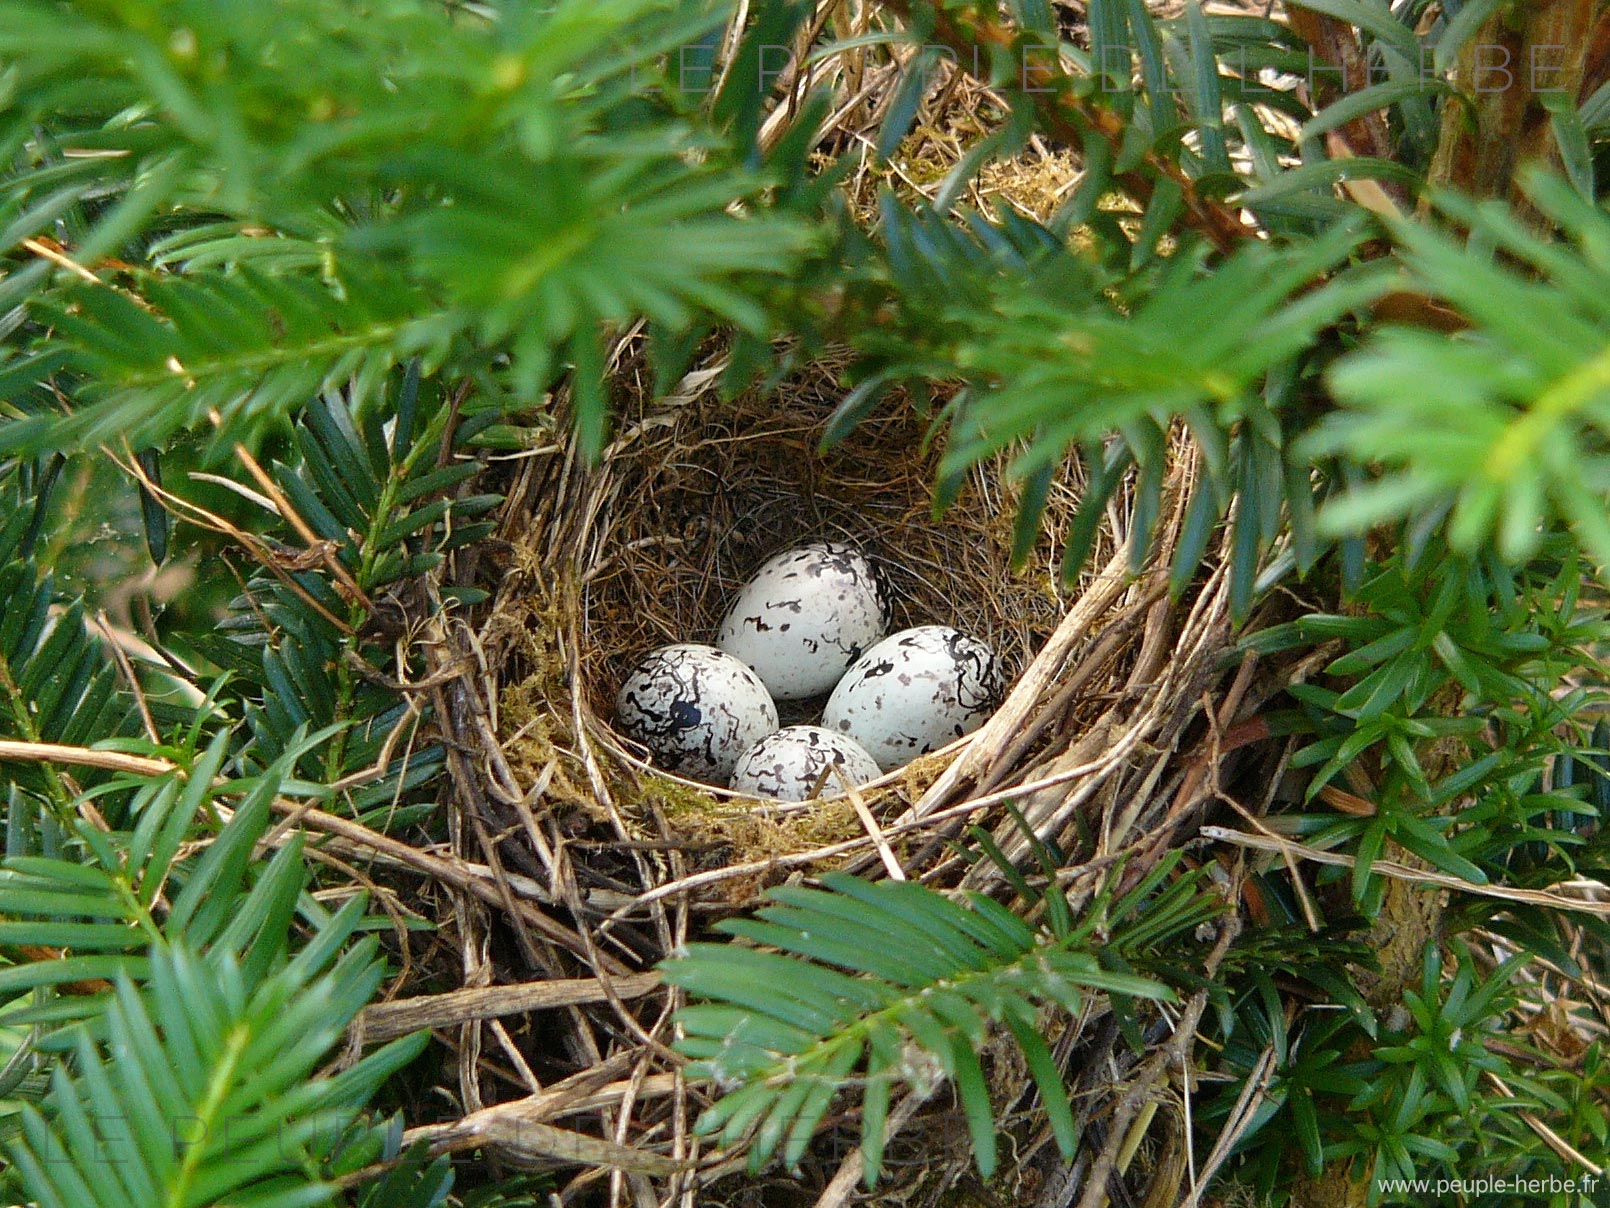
729;726;883;802
615;644;779;783
822;625;1006;772
717;542;890;701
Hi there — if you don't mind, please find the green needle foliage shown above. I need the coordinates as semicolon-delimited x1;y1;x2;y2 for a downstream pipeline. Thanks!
5;930;426;1208
1309;173;1610;568
0;717;439;1204
1209;939;1541;1198
822;199;1393;607
0;729;344;1027
0;475;134;797
1247;534;1609;907
0;0;813;458
661;854;1221;1185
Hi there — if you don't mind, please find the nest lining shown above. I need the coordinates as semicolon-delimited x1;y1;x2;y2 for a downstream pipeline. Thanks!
487;349;1176;897
575;360;1098;781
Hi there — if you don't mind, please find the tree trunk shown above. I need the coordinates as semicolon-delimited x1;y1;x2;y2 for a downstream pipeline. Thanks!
1425;0;1602;219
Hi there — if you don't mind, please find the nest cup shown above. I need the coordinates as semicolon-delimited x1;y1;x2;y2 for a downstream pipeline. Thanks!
489;344;1221;894
489;349;1133;843
479;347;1239;1200
575;360;1088;791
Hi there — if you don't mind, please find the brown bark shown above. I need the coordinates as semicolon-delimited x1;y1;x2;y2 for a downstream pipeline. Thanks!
1286;9;1398;162
1425;0;1600;222
1586;8;1610;101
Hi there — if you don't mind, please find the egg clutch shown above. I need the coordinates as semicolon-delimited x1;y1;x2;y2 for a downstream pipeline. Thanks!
614;542;1005;802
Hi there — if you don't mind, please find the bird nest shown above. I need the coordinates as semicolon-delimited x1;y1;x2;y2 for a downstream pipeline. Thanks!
428;337;1292;1202
486;347;1220;875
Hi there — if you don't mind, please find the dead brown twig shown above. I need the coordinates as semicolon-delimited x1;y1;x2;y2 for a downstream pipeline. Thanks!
1073;913;1242;1208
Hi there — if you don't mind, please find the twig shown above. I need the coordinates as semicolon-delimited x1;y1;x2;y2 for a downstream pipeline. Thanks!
112;446;357;635
0;737;627;969
0;739;173;777
1073;914;1241;1208
22;237;102;284
1285;7;1396;163
1204;826;1610;917
1485;1072;1605;1177
84;608;206;707
837;765;905;882
412;1113;685;1176
1217;786;1322;934
809;1092;927;1208
233;441;374;612
1183;1044;1276;1207
187;470;279;514
972;585;1167;797
356;973;662;1043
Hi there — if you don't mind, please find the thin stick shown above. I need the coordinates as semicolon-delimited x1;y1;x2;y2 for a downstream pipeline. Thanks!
233;441;373;611
112;447;356;635
1485;1072;1605;1176
0;736;628;968
1204;826;1610;918
22;237;102;284
0;739;173;777
90;612;156;744
357;973;662;1043
1073;916;1241;1208
836;766;905;882
809;1092;927;1208
1183;1045;1276;1207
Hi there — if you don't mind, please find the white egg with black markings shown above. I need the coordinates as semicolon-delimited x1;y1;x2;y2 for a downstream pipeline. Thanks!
615;644;778;783
822;625;1006;772
729;726;882;802
717;542;890;701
